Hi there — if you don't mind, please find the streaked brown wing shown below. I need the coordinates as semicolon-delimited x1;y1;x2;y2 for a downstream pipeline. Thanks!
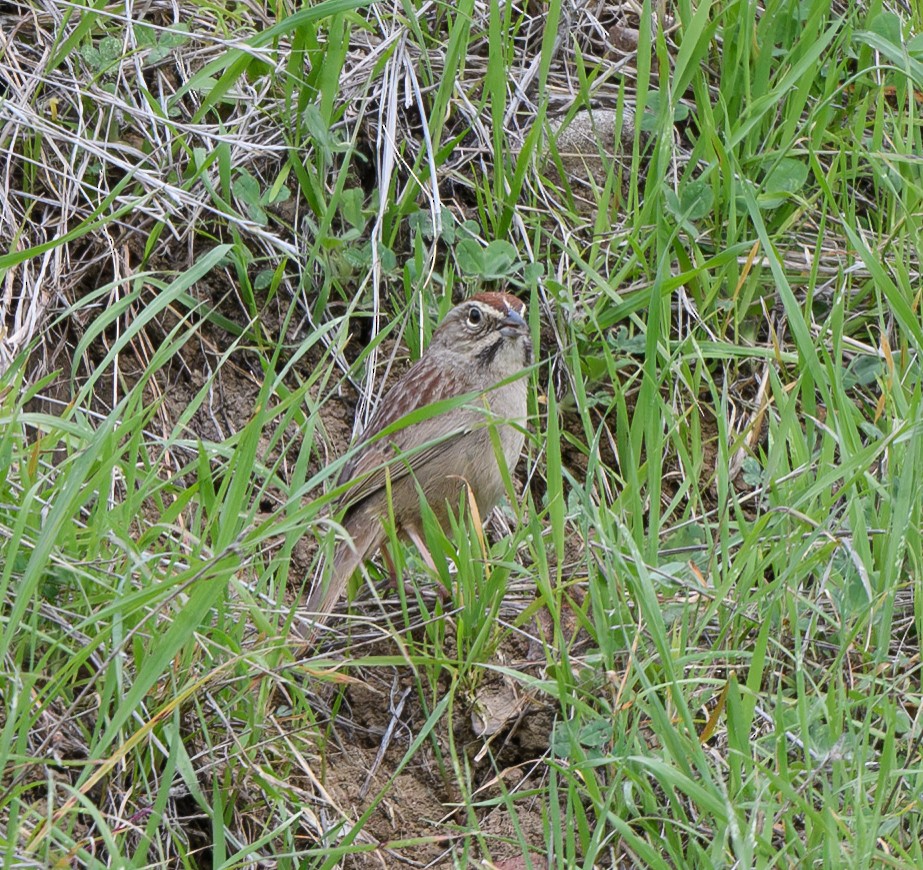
336;356;483;510
336;423;471;512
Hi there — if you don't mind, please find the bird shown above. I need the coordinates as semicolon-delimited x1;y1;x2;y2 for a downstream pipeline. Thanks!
306;291;533;622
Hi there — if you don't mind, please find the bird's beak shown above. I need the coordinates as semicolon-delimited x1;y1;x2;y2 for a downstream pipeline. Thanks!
499;308;527;337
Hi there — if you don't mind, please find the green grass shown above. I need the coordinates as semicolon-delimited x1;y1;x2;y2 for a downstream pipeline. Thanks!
2;0;923;866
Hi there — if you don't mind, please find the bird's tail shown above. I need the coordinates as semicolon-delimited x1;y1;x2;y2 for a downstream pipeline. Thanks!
303;517;383;636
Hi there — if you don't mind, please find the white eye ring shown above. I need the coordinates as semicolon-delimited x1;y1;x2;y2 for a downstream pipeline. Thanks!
467;307;483;326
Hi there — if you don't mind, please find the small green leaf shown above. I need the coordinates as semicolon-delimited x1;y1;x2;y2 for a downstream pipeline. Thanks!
81;45;101;69
254;269;274;291
741;456;764;488
550;722;574;757
302;104;349;165
609;326;647;356
409;208;457;242
454;239;520;279
302;104;328;142
523;261;545;284
641;91;690;131
759;157;808;208
378;244;397;272
842;354;884;389
268;185;290;205
868;11;903;47
136;22;189;64
81;37;122;74
455;238;485;275
233;171;260;203
233;171;268;225
439;207;458;243
480;240;518;278
339;187;365;229
665;177;713;222
578;719;611;750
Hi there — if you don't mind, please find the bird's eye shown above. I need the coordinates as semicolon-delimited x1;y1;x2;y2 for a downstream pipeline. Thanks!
467;307;483;327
